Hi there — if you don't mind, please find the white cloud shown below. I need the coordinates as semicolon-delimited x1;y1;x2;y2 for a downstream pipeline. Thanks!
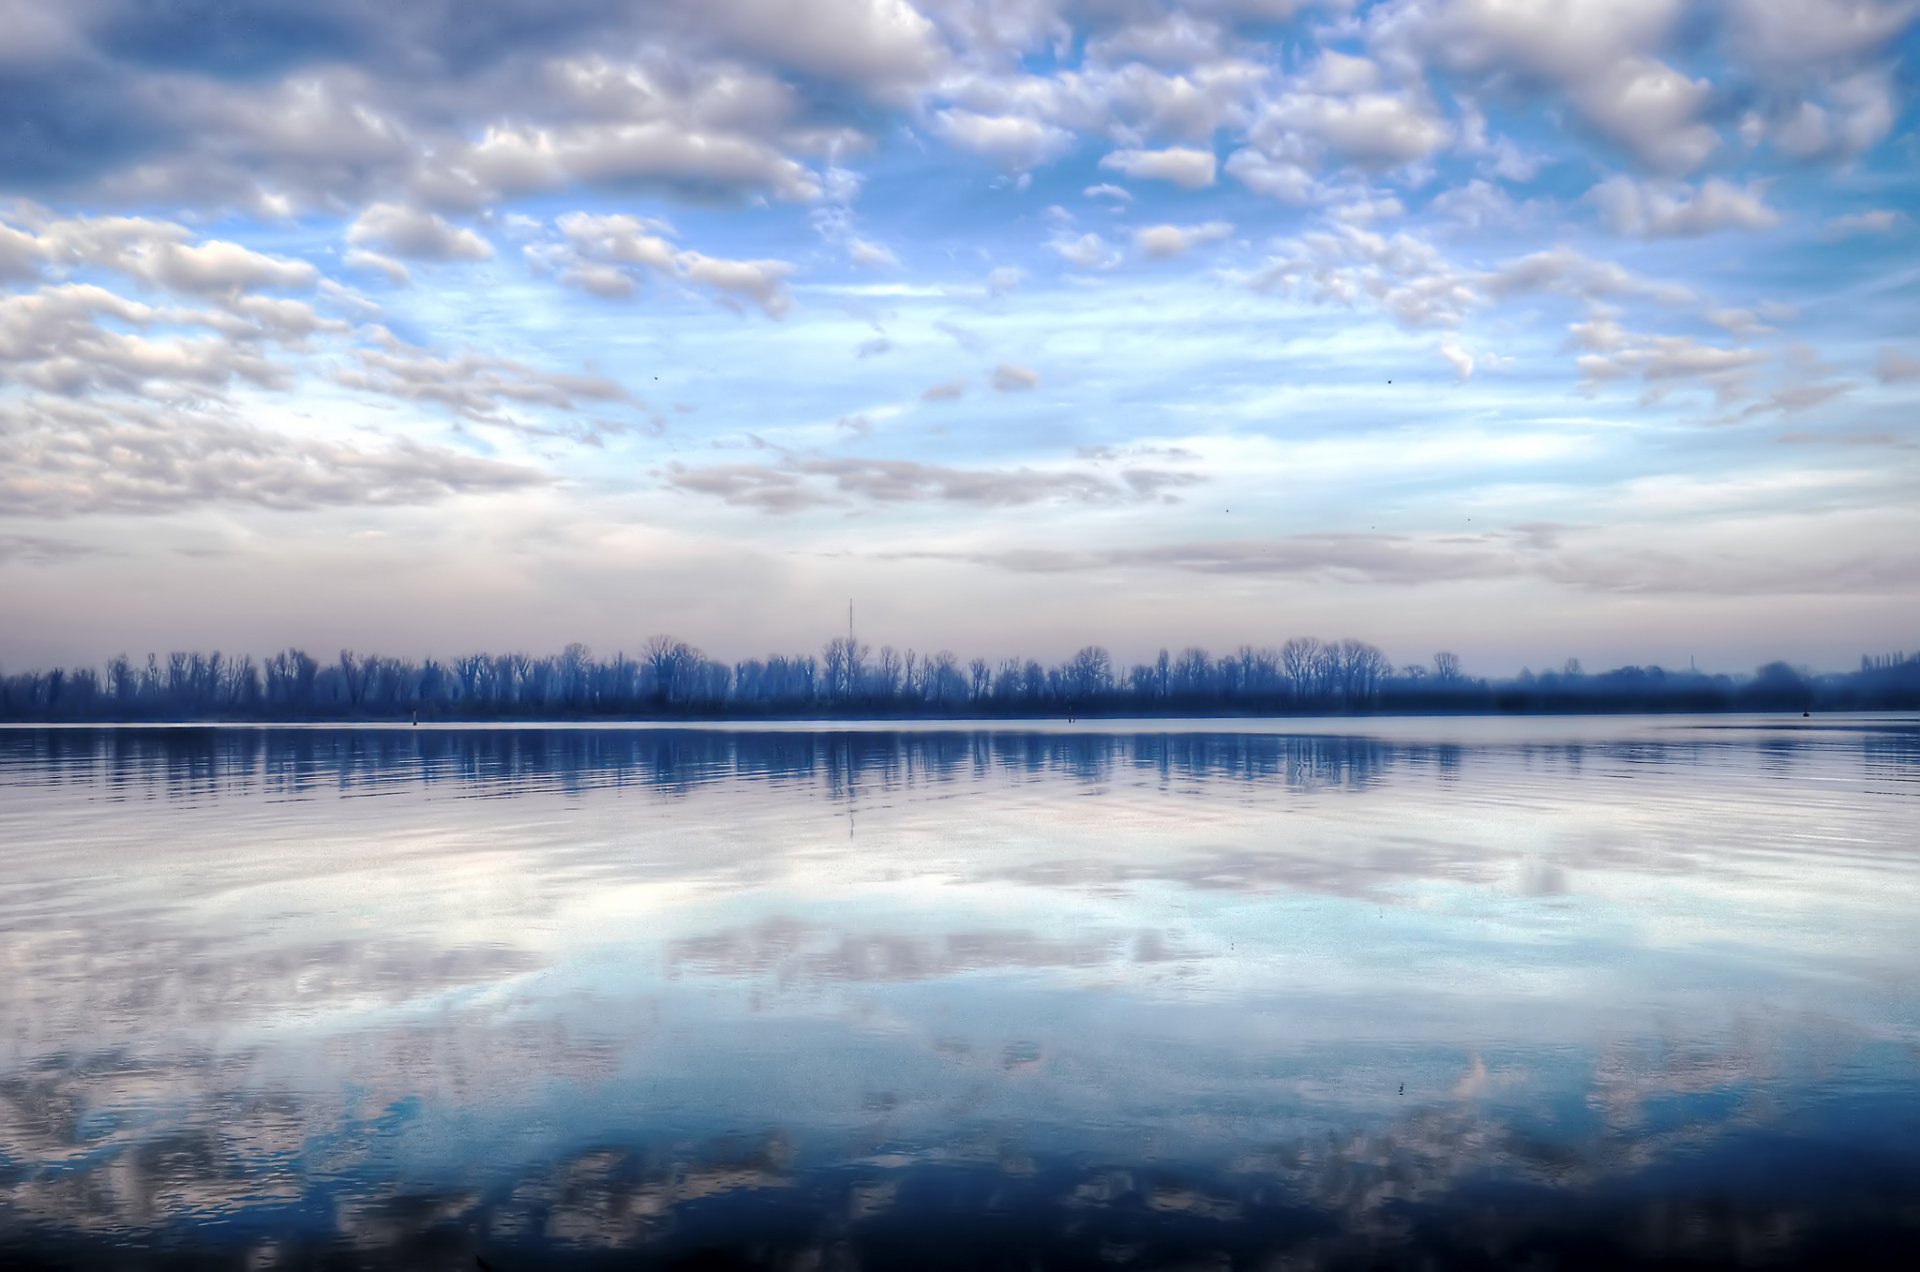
1823;209;1907;237
1374;0;1717;172
342;249;411;285
1223;150;1317;202
1133;222;1234;259
348;204;493;262
1047;231;1123;271
535;213;796;317
1725;0;1919;69
1082;183;1134;203
934;109;1075;170
673;252;797;318
1590;176;1780;238
1099;147;1218;188
1764;70;1899;159
1251;91;1451;169
986;266;1026;296
700;0;943;92
848;238;902;268
1438;337;1475;382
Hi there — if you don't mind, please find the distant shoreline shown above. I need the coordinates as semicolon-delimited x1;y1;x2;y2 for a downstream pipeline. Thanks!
5;708;1916;730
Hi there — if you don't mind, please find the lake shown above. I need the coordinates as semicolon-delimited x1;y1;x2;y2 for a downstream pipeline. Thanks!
1;717;1917;1270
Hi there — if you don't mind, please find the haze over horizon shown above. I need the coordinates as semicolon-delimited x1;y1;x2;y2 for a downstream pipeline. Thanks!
3;1;1918;677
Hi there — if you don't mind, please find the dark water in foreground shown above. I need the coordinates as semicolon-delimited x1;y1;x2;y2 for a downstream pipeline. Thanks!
1;717;1917;1270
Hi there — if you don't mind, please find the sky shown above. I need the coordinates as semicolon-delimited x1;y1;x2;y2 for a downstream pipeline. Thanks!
2;0;1918;677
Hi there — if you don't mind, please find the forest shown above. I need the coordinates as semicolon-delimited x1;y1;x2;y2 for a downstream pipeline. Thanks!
2;637;1916;721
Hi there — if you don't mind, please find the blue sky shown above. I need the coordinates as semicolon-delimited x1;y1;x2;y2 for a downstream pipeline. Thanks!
2;0;1917;674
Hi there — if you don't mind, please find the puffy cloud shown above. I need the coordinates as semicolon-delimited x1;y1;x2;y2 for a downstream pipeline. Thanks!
0;395;546;518
15;214;316;297
677;252;796;318
847;238;901;268
1223;150;1317;202
1372;0;1717;172
1249;90;1451;169
342;249;410;285
1569;56;1718;174
1485;247;1694;307
1133;221;1234;259
934;110;1074;170
347;203;492;262
1082;183;1133;203
1098;146;1218;188
0;282;338;398
696;0;944;92
1589;176;1780;238
447;115;826;206
1724;0;1919;70
334;340;630;429
1438;337;1475;382
1047;230;1123;271
529;212;795;317
991;363;1040;391
1568;322;1768;402
1245;224;1481;328
1760;70;1898;160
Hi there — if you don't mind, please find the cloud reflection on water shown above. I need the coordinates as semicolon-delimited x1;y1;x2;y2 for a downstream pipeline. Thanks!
0;721;1915;1267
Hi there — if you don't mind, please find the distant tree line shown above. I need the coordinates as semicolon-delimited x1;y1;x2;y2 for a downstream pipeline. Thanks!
1;637;1915;722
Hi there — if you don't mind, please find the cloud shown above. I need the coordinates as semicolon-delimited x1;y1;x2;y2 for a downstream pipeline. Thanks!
934;110;1074;170
347;203;492;262
1249;90;1451;169
1823;209;1906;238
334;339;630;430
985;266;1025;296
1566;321;1768;402
1245;224;1482;328
856;336;892;358
906;532;1521;585
532;212;795;316
1047;230;1122;271
1098;146;1218;188
921;378;967;401
991;363;1040;391
1724;0;1919;70
1438;338;1475;382
1485;247;1694;307
1082;183;1134;203
1875;349;1920;383
1589;176;1780;238
1133;222;1234;259
342;248;410;285
0;534;103;566
676;251;796;318
1223;150;1317;202
847;238;901;269
1759;69;1898;160
696;0;943;92
1374;0;1717;172
16;214;317;297
0;395;547;518
663;454;1202;513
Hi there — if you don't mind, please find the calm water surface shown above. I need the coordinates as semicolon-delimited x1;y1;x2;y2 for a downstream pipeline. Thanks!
1;717;1917;1269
